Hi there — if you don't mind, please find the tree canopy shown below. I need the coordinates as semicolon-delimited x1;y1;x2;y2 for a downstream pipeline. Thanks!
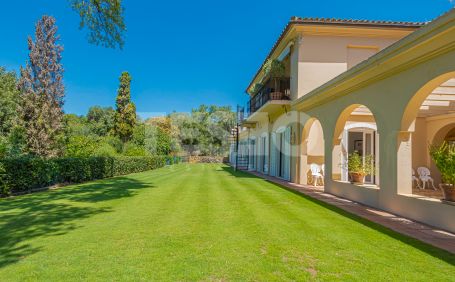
169;105;235;156
18;15;65;157
87;106;115;136
70;0;126;49
114;72;136;143
0;68;19;135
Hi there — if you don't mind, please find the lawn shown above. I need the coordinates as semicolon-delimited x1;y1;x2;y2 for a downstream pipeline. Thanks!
0;164;454;281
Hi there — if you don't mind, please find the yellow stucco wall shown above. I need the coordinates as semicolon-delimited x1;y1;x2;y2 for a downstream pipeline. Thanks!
298;35;399;97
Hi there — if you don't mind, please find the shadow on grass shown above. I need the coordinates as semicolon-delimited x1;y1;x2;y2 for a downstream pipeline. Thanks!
0;176;152;269
218;166;258;178
221;165;455;265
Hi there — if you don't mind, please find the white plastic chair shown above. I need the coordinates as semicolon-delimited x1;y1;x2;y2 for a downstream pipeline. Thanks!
412;168;422;189
310;163;323;186
417;167;437;190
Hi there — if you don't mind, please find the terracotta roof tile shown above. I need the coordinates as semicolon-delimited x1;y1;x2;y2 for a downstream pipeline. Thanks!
289;17;427;27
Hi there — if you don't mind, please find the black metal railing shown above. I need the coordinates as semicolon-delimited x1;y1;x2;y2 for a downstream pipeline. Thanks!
246;78;290;117
236;105;245;124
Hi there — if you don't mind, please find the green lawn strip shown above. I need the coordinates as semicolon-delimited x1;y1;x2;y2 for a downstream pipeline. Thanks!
0;163;453;281
234;169;455;280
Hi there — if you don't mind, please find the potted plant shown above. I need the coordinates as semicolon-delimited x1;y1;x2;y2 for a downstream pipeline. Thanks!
347;151;375;184
429;142;455;201
263;59;285;100
250;83;263;96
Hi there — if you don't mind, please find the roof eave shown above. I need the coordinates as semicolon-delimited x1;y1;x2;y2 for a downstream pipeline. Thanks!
245;19;426;95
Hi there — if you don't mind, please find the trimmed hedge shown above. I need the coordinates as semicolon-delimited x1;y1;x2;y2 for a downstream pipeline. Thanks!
0;155;168;196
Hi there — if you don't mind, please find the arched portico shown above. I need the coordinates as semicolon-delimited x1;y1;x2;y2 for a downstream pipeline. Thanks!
300;118;325;185
235;12;455;232
332;105;380;186
398;73;455;197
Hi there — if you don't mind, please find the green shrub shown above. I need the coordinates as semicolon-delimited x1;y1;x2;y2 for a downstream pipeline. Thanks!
123;142;149;156
429;142;455;186
54;157;93;183
0;136;8;158
65;135;99;157
1;156;59;193
93;142;118;157
100;135;123;153
0;162;8;196
347;151;375;176
0;155;167;196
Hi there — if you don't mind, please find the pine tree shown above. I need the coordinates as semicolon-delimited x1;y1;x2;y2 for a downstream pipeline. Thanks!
114;72;136;143
70;0;126;49
18;16;65;157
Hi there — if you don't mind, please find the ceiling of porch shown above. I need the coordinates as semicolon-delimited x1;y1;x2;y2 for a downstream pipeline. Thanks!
342;78;455;119
418;78;455;117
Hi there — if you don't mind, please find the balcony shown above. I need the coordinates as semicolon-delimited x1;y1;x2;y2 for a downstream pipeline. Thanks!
245;78;291;122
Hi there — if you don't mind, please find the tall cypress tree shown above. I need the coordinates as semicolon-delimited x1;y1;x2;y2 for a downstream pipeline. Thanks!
114;71;136;143
18;15;65;157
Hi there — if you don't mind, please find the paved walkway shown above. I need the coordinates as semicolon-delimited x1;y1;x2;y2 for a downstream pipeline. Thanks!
246;170;455;254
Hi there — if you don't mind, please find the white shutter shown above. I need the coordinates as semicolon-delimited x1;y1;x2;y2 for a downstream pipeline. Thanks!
270;133;277;176
284;127;291;181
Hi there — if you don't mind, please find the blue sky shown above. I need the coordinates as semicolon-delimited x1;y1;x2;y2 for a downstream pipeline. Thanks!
0;1;453;117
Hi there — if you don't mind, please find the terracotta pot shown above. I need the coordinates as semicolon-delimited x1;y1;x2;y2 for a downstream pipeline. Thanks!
350;172;365;184
440;184;455;202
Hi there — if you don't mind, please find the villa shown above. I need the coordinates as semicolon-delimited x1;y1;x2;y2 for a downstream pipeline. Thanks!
231;9;455;233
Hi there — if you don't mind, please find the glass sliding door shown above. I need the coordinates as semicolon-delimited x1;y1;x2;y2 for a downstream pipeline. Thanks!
345;128;377;184
363;131;375;184
261;136;267;173
279;132;285;178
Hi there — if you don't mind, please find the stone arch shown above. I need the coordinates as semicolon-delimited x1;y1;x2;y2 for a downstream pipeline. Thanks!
401;71;455;132
397;72;455;196
300;118;325;185
332;104;380;185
